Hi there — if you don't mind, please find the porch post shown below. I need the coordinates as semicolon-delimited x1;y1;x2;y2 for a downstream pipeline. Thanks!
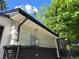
10;26;18;45
56;38;60;59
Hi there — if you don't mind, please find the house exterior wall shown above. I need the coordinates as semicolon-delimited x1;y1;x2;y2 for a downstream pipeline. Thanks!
37;31;56;48
19;25;57;48
0;16;12;59
0;16;58;59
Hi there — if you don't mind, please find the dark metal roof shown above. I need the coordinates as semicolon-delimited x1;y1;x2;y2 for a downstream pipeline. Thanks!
3;8;59;37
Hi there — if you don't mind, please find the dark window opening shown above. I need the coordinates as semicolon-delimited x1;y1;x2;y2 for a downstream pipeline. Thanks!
0;26;4;44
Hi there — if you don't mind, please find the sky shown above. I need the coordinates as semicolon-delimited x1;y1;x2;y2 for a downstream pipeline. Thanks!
6;0;51;14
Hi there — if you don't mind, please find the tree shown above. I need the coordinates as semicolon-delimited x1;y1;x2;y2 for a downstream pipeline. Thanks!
36;0;79;40
0;0;7;12
35;4;49;24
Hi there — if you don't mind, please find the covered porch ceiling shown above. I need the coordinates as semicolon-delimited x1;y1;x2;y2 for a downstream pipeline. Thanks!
5;8;58;38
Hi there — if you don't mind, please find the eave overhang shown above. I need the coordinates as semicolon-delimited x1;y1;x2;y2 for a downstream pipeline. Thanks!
3;8;59;37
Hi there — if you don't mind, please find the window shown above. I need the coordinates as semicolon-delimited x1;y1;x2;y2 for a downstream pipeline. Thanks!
0;26;4;44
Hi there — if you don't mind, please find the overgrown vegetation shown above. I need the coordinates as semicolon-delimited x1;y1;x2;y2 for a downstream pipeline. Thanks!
36;0;79;40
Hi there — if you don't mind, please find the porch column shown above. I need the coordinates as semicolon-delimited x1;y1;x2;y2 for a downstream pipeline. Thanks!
55;38;60;59
10;26;19;45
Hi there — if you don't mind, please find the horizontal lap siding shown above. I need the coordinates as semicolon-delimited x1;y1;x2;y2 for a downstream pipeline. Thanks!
0;16;12;59
19;25;56;48
37;31;56;48
19;27;31;46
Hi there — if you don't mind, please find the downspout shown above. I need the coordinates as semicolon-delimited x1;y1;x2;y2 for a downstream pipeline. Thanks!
17;18;28;41
16;18;27;59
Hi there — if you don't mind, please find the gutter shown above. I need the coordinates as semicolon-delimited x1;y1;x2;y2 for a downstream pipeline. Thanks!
18;8;59;37
17;18;27;41
4;8;58;37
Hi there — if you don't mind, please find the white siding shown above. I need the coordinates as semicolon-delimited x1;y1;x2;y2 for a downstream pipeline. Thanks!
19;27;31;46
19;25;57;48
0;16;12;59
0;16;58;59
37;31;56;48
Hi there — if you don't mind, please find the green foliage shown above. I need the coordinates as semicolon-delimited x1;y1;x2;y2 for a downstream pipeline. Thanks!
36;0;79;40
0;0;7;12
72;57;79;59
36;4;49;23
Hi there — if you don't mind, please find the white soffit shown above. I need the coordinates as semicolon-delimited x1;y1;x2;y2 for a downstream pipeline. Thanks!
5;10;57;38
6;11;26;23
23;19;57;38
6;11;18;17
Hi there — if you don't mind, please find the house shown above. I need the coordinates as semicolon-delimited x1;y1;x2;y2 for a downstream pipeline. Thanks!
0;8;60;59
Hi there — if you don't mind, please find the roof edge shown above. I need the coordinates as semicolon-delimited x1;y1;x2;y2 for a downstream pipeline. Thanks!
4;8;59;37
